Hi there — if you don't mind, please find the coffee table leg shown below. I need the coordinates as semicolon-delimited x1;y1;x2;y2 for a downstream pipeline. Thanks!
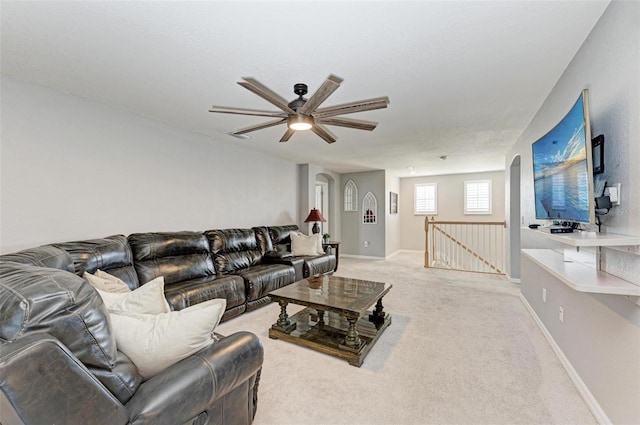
369;297;387;328
344;314;362;349
317;309;325;327
277;300;290;327
272;300;296;333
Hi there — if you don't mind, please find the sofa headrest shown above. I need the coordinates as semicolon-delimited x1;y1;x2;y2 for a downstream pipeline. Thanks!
205;228;262;273
267;225;299;245
55;235;139;290
252;227;274;254
205;228;259;254
0;262;117;370
128;232;215;285
0;245;74;273
128;231;210;261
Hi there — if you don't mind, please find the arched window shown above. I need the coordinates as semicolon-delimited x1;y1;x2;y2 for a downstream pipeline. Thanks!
362;191;377;224
344;180;358;212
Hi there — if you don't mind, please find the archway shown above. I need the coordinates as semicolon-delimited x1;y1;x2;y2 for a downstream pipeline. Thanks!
314;173;335;238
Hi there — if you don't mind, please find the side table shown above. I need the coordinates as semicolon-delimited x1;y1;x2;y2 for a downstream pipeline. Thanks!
322;241;340;272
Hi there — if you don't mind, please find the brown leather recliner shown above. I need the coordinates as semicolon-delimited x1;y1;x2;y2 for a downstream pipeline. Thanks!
0;244;263;425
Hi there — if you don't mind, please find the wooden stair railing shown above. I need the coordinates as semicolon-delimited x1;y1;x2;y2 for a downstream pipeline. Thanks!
425;217;506;274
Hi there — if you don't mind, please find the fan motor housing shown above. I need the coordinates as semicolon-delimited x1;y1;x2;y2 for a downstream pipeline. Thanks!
293;83;308;96
289;83;308;111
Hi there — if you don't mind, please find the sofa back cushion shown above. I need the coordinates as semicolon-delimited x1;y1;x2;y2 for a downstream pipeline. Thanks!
56;235;139;290
252;226;274;254
205;228;262;273
128;232;215;285
267;225;300;251
0;245;74;273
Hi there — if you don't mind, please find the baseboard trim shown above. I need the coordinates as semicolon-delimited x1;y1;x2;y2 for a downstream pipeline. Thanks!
340;254;385;260
519;294;611;425
508;276;521;284
385;249;422;260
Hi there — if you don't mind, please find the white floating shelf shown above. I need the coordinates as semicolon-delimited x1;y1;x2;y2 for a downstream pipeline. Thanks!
523;227;640;247
522;249;640;297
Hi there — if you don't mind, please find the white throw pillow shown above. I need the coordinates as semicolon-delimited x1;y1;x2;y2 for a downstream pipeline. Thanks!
290;231;324;256
85;269;130;293
109;298;227;379
84;272;171;315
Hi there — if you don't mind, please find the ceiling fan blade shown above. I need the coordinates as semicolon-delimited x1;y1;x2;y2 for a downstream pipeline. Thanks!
238;78;295;114
316;116;378;131
279;128;296;143
298;74;343;115
233;118;287;135
209;106;287;118
314;96;390;118
311;123;337;144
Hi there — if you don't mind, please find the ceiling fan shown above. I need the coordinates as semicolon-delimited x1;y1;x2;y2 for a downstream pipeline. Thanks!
209;75;389;144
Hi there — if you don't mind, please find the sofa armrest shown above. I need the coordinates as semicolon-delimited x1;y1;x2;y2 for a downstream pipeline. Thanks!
263;251;293;260
0;333;129;425
126;331;264;425
262;254;305;281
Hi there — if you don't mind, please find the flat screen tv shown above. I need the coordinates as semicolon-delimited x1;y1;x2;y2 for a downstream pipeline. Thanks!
532;89;595;225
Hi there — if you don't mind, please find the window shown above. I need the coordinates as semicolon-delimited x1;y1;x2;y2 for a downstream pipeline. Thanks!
362;191;377;224
465;180;492;214
344;180;358;212
414;183;437;215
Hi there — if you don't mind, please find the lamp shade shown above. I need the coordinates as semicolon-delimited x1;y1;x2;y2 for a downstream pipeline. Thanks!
304;208;326;223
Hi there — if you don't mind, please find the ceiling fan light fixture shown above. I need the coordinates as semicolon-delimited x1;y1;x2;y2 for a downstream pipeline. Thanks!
288;114;313;131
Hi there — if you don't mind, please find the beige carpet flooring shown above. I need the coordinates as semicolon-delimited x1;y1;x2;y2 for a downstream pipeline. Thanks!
215;251;597;425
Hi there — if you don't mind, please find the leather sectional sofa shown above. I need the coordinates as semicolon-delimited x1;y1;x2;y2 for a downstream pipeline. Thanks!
0;224;336;425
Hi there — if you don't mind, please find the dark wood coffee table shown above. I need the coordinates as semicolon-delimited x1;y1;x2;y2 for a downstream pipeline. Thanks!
268;275;392;367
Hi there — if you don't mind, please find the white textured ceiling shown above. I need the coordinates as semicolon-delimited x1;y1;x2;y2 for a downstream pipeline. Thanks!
1;1;609;177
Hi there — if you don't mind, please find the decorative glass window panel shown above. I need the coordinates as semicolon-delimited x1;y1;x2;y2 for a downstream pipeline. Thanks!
414;183;437;215
344;180;358;212
362;191;377;224
464;180;492;214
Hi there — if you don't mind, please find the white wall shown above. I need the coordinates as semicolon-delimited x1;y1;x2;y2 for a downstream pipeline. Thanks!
507;2;640;423
399;170;506;251
0;77;298;253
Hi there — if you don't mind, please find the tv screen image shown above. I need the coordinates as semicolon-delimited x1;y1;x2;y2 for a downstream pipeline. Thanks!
532;90;595;224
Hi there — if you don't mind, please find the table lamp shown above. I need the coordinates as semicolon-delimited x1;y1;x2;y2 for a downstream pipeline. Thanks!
304;208;326;234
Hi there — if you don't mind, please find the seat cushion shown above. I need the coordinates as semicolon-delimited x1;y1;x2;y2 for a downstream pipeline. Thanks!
163;275;246;312
302;255;337;277
236;263;296;302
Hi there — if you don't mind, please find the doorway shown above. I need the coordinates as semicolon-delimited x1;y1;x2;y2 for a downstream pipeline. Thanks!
315;181;329;235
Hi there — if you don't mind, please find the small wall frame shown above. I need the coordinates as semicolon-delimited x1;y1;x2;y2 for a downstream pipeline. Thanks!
389;192;398;214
